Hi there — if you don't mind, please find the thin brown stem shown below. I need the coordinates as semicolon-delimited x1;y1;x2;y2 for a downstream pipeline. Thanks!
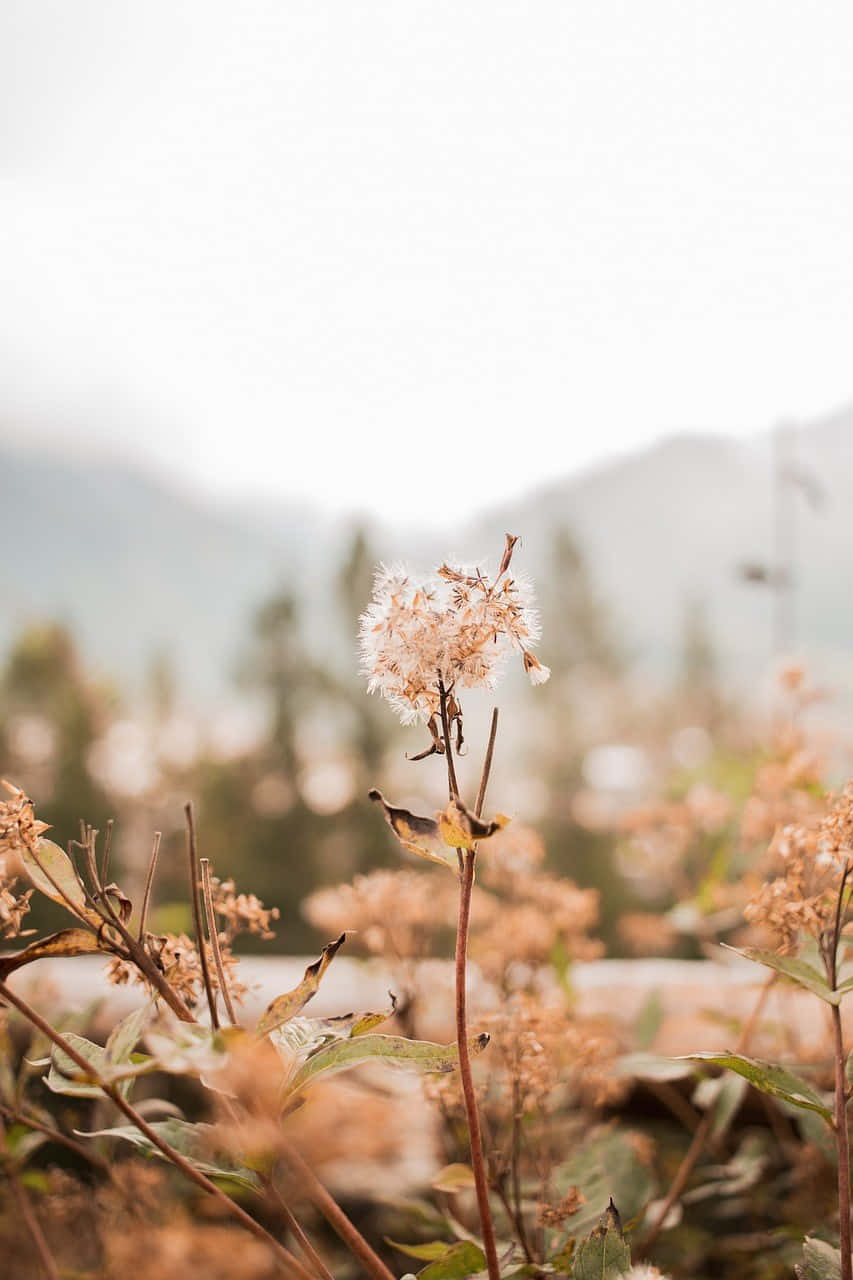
474;708;499;818
455;849;501;1280
0;979;311;1279
829;860;852;1280
201;857;238;1025
438;679;461;799
281;1147;395;1280
8;1171;60;1280
99;818;113;888
638;972;777;1255
510;1078;535;1262
268;1179;335;1280
138;831;162;939
184;802;219;1030
833;1002;852;1280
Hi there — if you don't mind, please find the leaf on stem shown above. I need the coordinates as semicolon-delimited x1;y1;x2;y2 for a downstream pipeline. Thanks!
284;1031;490;1099
20;839;102;926
77;1118;260;1190
256;934;346;1037
681;1053;833;1121
369;790;509;871
722;944;838;1004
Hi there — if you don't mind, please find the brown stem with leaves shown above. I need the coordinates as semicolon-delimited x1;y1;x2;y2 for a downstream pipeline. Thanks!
0;980;313;1280
281;1148;395;1280
439;688;501;1280
638;972;777;1256
184;802;220;1030
201;857;238;1025
827;860;852;1280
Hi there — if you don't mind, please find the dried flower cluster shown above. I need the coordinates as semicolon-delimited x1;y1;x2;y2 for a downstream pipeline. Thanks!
744;783;853;954
106;932;247;1007
359;534;549;725
304;868;455;960
212;876;280;941
0;779;49;860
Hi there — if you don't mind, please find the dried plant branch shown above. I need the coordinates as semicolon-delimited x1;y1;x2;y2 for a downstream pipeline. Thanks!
184;802;220;1030
137;831;162;940
280;1147;395;1280
8;1169;60;1280
638;972;777;1255
200;857;238;1025
829;859;852;1280
0;979;312;1279
99;818;113;889
267;1179;335;1280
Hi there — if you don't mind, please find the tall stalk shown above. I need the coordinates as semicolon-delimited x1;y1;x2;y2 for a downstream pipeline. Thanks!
826;860;852;1280
440;686;501;1280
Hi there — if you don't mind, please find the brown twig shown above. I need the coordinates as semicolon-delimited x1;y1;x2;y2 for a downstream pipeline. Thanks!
0;979;312;1279
267;1178;335;1280
138;831;162;940
638;972;777;1255
828;860;852;1280
200;857;238;1025
184;802;220;1030
439;687;501;1280
8;1170;60;1280
281;1147;395;1280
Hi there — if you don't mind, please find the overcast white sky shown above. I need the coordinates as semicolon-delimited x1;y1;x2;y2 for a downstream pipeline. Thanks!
2;2;852;523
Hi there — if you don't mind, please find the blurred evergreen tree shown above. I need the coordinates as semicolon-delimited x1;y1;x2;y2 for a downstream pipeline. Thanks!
0;623;112;933
538;528;631;947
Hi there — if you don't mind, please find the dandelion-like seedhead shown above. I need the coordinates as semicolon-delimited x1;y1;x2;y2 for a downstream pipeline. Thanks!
358;534;550;725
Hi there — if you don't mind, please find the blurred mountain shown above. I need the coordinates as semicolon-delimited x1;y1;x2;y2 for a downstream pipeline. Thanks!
2;405;852;705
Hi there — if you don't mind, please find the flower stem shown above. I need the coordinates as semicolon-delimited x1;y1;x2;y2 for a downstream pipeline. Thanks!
832;1001;852;1280
439;690;501;1280
455;848;501;1280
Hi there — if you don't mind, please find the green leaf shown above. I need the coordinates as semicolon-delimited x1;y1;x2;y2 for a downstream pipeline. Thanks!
20;839;101;926
285;1032;490;1098
78;1119;260;1190
45;1032;152;1098
105;1002;153;1064
387;1240;458;1261
682;1053;832;1121
615;1052;694;1082
256;934;346;1036
634;990;663;1051
795;1237;842;1280
571;1200;631;1279
722;945;838;1004
431;1163;476;1192
415;1241;487;1278
552;1130;656;1241
0;928;107;978
692;1072;748;1139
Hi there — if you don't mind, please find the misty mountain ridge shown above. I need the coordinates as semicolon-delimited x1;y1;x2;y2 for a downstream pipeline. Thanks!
3;406;853;708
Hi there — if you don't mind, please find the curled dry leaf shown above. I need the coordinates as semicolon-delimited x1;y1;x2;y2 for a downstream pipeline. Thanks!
369;790;509;871
0;927;110;979
256;933;347;1037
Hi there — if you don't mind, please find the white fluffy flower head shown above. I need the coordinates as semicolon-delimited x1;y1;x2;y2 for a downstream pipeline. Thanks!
359;534;550;724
